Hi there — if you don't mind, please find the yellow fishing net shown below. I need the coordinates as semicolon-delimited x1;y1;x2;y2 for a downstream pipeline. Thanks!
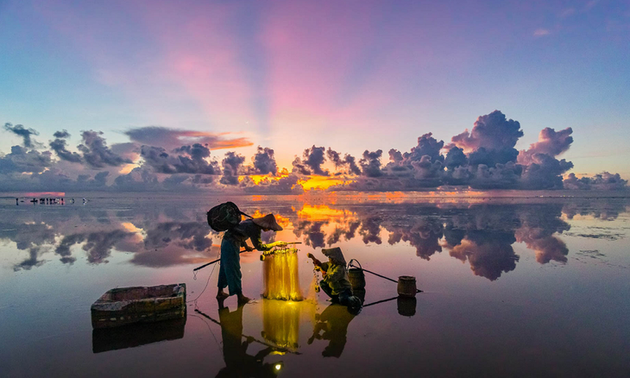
262;247;303;301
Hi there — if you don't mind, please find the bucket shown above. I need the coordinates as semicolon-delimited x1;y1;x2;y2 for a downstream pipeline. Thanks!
347;259;365;290
397;276;417;297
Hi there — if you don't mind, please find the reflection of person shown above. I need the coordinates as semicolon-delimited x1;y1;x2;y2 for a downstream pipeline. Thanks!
307;247;360;309
216;300;281;378
307;303;357;358
217;214;285;304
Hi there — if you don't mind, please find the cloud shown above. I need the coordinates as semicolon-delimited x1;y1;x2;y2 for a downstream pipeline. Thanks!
49;130;83;164
516;127;574;189
1;199;614;280
359;150;384;177
4;123;39;148
520;154;573;189
140;144;220;175
564;172;628;190
443;146;467;176
327;148;361;176
252;146;278;175
292;156;311;175
389;217;443;259
295;146;329;176
403;133;444;164
78;131;132;168
1;111;627;193
110;142;141;162
292;220;327;248
518;127;573;165
125;126;253;150
450;111;523;153
449;235;519;281
0;145;53;174
114;167;160;191
534;28;551;37
220;151;245;186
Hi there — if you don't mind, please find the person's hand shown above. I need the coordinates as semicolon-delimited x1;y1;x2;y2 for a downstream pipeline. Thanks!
275;241;287;247
306;253;314;259
244;246;254;252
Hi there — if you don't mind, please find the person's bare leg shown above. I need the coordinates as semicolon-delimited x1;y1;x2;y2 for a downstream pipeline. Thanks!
216;289;229;300
237;293;251;304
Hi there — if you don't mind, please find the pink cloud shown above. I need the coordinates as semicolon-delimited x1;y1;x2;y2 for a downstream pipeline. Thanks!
534;28;551;37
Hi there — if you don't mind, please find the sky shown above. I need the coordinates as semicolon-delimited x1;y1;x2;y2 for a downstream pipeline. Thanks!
1;0;629;192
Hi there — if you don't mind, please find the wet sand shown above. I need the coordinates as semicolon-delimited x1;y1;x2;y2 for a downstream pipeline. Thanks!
1;194;629;377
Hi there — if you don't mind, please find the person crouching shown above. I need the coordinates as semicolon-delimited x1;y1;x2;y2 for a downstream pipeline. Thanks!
307;248;360;309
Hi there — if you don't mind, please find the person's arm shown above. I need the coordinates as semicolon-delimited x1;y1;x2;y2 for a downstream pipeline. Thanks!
306;253;324;269
249;224;286;251
323;264;344;283
241;240;254;252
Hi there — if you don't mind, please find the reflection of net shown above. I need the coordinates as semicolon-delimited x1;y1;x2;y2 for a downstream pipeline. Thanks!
262;248;303;301
262;300;300;352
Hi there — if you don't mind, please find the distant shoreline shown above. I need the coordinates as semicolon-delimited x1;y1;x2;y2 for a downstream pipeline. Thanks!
2;189;629;202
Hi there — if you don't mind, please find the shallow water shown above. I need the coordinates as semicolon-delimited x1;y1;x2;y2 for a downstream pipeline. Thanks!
1;194;629;377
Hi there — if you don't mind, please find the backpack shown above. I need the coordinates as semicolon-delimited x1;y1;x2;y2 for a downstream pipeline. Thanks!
206;202;252;232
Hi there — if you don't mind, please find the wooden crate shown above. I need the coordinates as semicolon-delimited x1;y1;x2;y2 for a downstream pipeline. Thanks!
91;283;186;329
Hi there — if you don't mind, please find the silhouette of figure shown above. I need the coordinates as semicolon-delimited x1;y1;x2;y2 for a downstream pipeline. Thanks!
216;300;282;378
217;213;285;304
307;303;357;358
307;248;361;310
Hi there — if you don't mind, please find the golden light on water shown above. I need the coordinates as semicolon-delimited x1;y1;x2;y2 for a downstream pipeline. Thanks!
298;176;346;190
296;204;355;221
262;299;301;352
240;170;291;185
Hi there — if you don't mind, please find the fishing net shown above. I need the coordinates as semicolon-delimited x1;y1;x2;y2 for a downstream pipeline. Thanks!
262;247;303;301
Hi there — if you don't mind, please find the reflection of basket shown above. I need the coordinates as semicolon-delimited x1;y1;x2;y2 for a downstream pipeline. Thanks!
262;248;303;301
347;259;365;290
397;296;417;317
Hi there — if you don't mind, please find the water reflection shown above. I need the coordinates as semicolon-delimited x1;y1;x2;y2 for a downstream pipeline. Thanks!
216;302;282;378
92;318;186;354
1;197;628;281
308;303;356;358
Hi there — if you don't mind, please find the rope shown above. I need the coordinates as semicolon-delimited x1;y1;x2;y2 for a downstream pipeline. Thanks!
187;247;221;304
348;259;422;292
188;314;222;351
348;260;397;283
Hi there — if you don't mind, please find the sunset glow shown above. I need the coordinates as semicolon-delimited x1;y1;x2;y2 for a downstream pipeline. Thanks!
0;1;628;193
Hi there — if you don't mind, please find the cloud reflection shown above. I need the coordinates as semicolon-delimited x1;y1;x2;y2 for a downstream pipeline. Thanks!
1;198;627;280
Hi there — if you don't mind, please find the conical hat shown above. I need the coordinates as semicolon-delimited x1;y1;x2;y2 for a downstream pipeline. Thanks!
252;214;283;231
322;247;346;265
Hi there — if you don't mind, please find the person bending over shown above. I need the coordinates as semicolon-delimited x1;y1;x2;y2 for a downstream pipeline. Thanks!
307;247;360;308
217;213;286;304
